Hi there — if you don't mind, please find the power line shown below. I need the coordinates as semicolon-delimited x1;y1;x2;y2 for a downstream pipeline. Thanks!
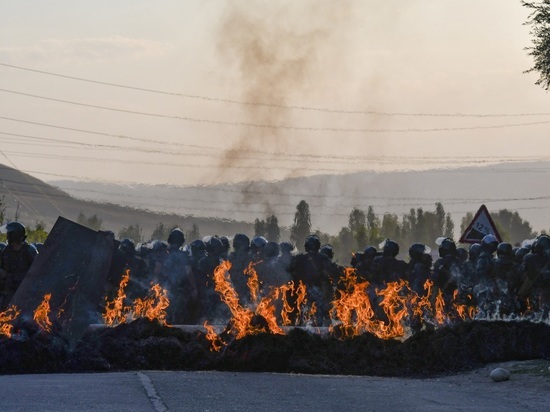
3;130;550;167
2;61;550;118
4;131;550;169
2;166;549;209
3;88;550;133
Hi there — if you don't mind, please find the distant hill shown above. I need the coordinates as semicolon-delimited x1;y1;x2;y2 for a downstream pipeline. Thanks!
2;161;548;239
44;161;550;236
0;164;254;239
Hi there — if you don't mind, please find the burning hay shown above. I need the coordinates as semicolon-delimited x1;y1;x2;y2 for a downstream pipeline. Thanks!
0;260;549;377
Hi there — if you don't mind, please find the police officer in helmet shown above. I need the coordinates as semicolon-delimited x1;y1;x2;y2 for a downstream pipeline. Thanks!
0;222;37;310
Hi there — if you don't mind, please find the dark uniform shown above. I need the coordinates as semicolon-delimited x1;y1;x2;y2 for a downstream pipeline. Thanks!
0;222;37;310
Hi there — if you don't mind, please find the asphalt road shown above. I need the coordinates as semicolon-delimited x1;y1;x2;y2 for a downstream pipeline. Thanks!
0;361;548;411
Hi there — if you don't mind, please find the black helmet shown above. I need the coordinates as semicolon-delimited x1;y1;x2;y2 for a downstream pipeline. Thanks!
438;238;456;258
468;243;481;261
233;233;250;252
264;241;280;259
167;228;185;247
457;247;468;263
363;246;378;259
190;239;206;257
206;236;225;256
534;235;550;254
409;243;428;261
496;242;513;258
119;238;136;256
219;236;230;252
320;244;334;260
6;221;26;244
481;234;499;254
515;246;530;262
279;241;294;255
304;235;321;253
0;242;6;252
382;239;399;258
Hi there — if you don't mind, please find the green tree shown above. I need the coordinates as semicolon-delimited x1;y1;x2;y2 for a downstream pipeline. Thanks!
187;223;201;241
77;212;103;231
266;215;280;242
254;218;267;237
366;206;380;244
380;213;401;241
0;195;5;225
491;209;537;244
118;224;143;243
290;200;311;251
348;208;367;249
460;212;475;235
151;222;168;241
444;213;455;239
337;227;354;261
523;0;550;90
26;221;48;243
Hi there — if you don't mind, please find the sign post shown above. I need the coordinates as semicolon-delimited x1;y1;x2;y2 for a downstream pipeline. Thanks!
459;204;502;244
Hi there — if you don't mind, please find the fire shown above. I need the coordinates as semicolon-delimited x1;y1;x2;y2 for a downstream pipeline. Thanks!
102;270;171;327
203;321;222;352
212;260;286;341
213;260;255;338
33;293;53;332
103;270;130;326
245;262;260;303
132;283;171;326
0;305;20;338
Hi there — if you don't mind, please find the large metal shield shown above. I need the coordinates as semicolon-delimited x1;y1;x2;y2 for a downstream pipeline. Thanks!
10;216;116;346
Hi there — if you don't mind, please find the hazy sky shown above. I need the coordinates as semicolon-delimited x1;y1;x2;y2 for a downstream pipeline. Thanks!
0;0;549;187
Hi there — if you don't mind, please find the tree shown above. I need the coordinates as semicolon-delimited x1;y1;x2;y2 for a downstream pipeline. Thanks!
151;222;168;241
348;208;367;249
118;224;143;243
491;209;537;244
0;195;5;225
26;221;48;243
187;223;201;241
266;215;280;242
254;218;267;237
77;212;103;231
290;200;311;251
460;212;475;236
523;1;550;90
444;213;455;239
366;206;380;244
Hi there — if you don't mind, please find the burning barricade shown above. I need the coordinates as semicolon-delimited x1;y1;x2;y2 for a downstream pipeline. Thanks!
1;218;550;377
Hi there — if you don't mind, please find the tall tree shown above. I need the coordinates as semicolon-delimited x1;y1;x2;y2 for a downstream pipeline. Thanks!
266;215;281;242
77;212;103;231
444;213;455;239
254;218;266;237
348;208;367;249
290;200;311;251
491;209;537;244
151;222;168;241
187;223;201;241
118;224;143;243
366;205;380;244
523;1;550;90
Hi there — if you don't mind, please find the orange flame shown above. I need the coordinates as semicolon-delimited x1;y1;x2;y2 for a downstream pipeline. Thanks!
245;261;260;303
434;289;447;325
213;260;255;338
0;305;20;338
203;321;222;352
102;270;130;326
132;283;171;326
33;293;53;332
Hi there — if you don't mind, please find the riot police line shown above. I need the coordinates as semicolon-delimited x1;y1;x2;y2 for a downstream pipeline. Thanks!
1;221;549;328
